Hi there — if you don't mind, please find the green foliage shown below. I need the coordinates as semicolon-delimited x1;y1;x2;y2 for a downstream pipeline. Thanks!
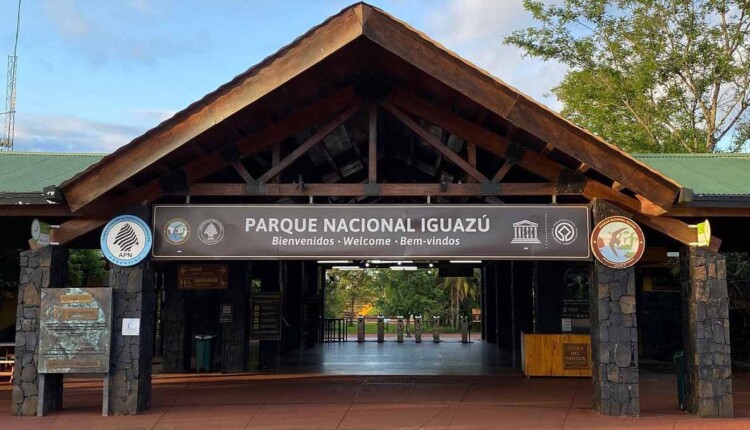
507;0;750;153
68;249;107;287
324;268;480;328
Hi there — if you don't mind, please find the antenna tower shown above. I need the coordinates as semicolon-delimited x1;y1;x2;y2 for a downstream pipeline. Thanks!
1;0;22;151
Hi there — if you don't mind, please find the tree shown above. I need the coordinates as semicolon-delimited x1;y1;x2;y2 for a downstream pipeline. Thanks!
443;276;478;329
506;0;750;153
68;249;107;287
324;269;380;319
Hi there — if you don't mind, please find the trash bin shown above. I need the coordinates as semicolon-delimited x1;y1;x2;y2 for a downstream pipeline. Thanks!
673;350;686;411
195;334;216;372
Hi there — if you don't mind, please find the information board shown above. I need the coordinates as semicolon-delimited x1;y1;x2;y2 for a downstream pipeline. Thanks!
177;264;228;290
39;287;112;374
250;292;282;340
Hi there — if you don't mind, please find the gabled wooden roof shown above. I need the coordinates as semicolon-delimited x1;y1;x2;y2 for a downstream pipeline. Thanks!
59;2;682;212
45;2;719;251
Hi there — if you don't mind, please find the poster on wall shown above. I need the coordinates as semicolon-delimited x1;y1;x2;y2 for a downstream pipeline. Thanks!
562;268;590;333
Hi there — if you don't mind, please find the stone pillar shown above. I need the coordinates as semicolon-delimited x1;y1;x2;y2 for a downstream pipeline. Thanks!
680;247;733;418
590;199;639;417
12;246;68;416
108;262;156;415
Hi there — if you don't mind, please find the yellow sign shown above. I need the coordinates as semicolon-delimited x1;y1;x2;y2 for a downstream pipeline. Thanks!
690;219;711;248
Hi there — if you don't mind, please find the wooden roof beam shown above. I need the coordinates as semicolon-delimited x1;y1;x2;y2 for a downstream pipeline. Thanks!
381;101;487;182
190;182;566;197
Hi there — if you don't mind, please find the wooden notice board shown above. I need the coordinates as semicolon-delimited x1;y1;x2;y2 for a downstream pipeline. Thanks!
177;264;228;290
521;333;592;377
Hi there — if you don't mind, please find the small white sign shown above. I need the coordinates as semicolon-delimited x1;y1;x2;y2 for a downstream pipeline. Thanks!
122;318;141;336
561;318;572;333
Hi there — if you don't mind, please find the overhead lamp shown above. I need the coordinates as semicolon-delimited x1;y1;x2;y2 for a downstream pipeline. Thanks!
449;260;482;264
332;266;364;271
370;260;414;264
318;260;352;264
390;266;418;271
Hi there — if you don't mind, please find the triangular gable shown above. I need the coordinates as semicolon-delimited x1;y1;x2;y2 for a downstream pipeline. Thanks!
59;2;682;214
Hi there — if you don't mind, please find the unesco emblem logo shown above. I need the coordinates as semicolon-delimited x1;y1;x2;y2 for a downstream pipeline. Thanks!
100;215;152;266
164;218;190;245
552;219;578;246
198;218;225;245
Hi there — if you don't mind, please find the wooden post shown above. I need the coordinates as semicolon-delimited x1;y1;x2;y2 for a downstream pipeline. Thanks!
368;104;377;182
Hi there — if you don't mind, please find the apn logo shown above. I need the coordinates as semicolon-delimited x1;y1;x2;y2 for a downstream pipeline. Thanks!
113;223;139;257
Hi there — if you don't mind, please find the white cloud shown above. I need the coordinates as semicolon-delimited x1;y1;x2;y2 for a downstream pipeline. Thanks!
426;0;568;111
14;114;145;153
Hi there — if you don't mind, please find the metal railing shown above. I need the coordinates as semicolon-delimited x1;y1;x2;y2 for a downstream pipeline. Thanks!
321;318;347;342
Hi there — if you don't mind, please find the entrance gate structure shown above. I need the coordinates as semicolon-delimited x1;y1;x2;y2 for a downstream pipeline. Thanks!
4;3;738;419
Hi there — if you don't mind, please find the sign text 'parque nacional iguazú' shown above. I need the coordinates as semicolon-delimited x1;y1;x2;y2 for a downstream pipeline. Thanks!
152;205;591;260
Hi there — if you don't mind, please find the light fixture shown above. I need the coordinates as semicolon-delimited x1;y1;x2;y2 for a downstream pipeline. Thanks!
370;260;414;264
429;263;434;268
365;262;370;267
449;260;482;264
318;260;352;264
390;266;418;271
332;266;364;271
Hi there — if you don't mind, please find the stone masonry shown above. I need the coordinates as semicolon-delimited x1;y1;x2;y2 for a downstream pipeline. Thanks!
590;199;639;417
108;262;156;415
680;247;733;417
12;246;68;416
591;263;640;416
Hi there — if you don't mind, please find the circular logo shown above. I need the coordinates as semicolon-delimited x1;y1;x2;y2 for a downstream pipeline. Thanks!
552;219;578;245
198;218;224;245
101;215;152;266
164;218;191;245
591;216;645;269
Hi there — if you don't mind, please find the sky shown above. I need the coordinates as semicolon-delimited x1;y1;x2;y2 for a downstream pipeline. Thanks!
0;0;566;154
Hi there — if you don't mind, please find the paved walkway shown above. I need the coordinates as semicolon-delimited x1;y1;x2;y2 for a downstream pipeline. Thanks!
1;341;748;428
1;371;749;429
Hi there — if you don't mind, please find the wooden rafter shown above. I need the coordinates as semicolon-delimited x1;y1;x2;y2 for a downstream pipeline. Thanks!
51;88;360;245
368;104;377;181
493;162;514;182
381;101;487;182
257;104;359;184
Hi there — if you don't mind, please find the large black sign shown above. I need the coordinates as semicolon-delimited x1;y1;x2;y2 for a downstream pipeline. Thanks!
152;205;591;260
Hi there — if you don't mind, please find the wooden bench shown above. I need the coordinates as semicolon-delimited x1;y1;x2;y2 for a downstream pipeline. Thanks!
0;343;15;383
0;358;13;383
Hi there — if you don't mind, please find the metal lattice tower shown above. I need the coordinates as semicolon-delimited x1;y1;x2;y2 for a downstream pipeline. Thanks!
1;0;22;151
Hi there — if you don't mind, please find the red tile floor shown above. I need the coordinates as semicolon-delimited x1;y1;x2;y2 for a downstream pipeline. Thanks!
0;340;748;429
1;372;749;429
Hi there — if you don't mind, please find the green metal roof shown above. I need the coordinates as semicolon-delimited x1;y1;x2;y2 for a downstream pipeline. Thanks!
0;152;105;193
634;153;750;196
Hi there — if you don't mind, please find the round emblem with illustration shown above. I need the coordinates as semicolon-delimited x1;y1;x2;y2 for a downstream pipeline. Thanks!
164;218;191;245
198;218;225;245
590;216;645;269
100;215;152;266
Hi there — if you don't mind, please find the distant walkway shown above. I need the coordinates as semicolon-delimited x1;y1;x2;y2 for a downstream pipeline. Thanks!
1;372;749;429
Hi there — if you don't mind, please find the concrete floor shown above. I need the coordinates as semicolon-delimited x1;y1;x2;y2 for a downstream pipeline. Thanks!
1;340;748;429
